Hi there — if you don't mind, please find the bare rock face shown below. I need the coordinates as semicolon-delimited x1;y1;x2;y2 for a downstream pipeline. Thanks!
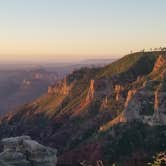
152;55;166;73
85;80;95;103
153;84;166;125
124;89;137;108
114;85;124;101
122;91;142;122
48;78;71;95
0;136;57;166
153;87;160;122
47;86;55;95
100;96;108;110
123;81;166;125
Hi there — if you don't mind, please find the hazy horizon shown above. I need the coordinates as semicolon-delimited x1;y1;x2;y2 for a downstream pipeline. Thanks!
0;0;166;62
0;56;117;64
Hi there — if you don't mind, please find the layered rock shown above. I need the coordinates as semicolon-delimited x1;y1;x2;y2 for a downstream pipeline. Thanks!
48;78;71;95
100;79;166;131
114;85;124;101
85;80;95;103
0;136;57;166
153;84;166;125
123;82;166;125
99;112;126;132
100;96;108;110
153;87;160;121
124;89;137;108
152;55;166;73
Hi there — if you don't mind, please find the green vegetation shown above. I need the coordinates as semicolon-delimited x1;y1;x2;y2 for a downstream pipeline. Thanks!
102;123;166;166
140;100;154;116
97;51;161;78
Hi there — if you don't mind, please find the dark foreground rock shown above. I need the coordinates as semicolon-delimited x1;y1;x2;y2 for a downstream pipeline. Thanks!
0;136;57;166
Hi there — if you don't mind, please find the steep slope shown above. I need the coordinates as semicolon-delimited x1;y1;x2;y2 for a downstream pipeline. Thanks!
0;51;166;165
100;54;166;131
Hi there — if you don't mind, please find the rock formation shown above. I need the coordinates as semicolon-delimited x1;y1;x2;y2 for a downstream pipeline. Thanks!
48;78;71;95
124;89;137;108
47;85;55;95
61;78;70;95
153;84;166;125
154;88;160;118
86;80;95;103
100;96;108;110
114;85;124;101
152;55;166;72
0;136;57;166
99;112;126;132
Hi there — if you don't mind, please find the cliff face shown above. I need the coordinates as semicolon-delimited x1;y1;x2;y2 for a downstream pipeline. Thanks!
124;89;137;108
85;80;95;103
0;136;57;166
152;55;166;72
153;84;166;124
99;54;166;131
119;83;166;126
48;78;71;96
114;85;124;102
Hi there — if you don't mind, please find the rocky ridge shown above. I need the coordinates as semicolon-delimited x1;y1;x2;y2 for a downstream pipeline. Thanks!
100;54;166;131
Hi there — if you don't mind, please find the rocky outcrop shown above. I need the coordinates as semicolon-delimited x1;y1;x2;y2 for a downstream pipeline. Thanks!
100;96;108;110
124;89;137;108
47;86;55;94
0;136;57;166
122;86;156;124
122;82;166;125
48;78;71;95
75;80;95;116
153;85;166;125
100;82;166;131
114;85;124;101
154;91;159;113
85;80;95;103
99;112;126;132
152;55;166;73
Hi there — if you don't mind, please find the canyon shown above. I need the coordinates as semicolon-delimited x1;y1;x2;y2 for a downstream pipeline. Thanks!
0;51;166;166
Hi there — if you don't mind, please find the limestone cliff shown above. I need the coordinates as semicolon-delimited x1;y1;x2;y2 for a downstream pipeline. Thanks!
100;79;166;131
154;88;159;116
48;78;71;95
124;89;137;108
152;55;166;73
0;136;57;166
85;79;95;103
99;112;126;131
114;85;124;101
122;82;166;125
153;84;166;125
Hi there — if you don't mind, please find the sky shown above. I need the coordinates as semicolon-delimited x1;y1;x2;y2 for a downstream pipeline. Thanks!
0;0;166;63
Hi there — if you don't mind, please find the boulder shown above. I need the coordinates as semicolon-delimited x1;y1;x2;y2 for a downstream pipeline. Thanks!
0;136;57;166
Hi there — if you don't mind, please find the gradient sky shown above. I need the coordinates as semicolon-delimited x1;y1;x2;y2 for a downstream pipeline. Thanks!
0;0;166;62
